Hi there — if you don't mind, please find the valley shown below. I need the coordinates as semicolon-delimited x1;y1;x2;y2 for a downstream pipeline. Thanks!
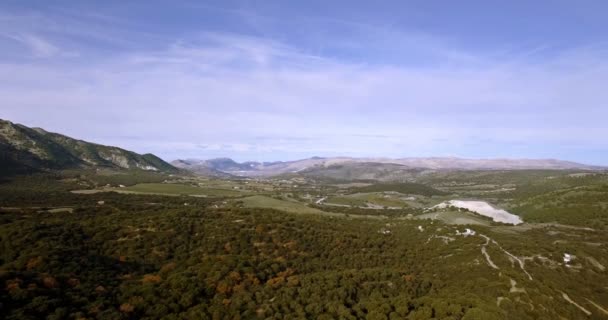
1;120;608;319
3;1;608;318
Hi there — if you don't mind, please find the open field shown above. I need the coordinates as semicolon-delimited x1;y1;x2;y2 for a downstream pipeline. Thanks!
414;210;494;226
236;195;331;215
73;182;247;197
326;193;412;209
122;183;246;196
325;195;368;207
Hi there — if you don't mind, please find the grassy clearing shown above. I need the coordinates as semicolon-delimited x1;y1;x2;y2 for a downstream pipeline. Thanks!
325;196;367;207
73;183;246;197
124;183;208;194
326;193;412;208
351;182;448;197
45;207;74;213
355;193;410;208
414;210;493;226
238;195;332;215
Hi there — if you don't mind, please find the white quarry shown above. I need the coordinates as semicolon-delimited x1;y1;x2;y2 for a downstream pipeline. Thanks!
432;200;523;225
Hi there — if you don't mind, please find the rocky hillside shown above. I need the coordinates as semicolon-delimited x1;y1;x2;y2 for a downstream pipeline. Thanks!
0;119;177;174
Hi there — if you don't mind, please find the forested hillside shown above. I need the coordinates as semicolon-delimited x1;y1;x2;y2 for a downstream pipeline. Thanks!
0;119;177;175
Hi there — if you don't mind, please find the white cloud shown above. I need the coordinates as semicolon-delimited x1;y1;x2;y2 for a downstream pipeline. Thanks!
2;33;59;57
15;33;60;57
0;11;607;163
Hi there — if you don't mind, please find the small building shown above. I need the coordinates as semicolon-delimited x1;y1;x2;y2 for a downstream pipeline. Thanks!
378;228;392;235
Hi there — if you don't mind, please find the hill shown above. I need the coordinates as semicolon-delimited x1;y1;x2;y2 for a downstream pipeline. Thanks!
299;162;424;181
389;157;603;170
172;158;253;174
0;119;177;175
170;159;235;178
174;156;603;180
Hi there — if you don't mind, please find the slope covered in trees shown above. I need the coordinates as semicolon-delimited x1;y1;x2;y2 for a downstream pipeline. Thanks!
0;119;177;175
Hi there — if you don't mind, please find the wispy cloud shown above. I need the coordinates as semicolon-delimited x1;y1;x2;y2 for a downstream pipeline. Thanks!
6;33;60;57
0;3;607;164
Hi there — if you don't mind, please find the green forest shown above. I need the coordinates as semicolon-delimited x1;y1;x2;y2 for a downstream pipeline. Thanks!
1;171;608;319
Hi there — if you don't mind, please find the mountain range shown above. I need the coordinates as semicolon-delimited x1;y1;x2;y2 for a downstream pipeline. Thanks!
172;156;604;179
1;118;604;179
0;119;177;175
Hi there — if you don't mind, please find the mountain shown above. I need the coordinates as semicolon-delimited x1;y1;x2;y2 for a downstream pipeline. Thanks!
386;157;603;170
172;157;351;176
297;162;424;182
173;156;604;179
170;159;234;178
0;119;177;175
198;158;260;172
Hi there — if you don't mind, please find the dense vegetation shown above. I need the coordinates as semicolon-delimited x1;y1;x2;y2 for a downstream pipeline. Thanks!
1;171;608;319
510;185;608;229
3;198;606;319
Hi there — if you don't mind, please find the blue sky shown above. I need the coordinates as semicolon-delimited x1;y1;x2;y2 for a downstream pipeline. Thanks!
1;1;607;164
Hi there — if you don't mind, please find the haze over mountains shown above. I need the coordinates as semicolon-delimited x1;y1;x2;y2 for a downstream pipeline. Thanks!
1;118;604;179
172;156;604;177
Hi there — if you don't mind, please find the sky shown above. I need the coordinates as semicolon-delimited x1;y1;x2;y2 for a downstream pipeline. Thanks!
1;0;607;165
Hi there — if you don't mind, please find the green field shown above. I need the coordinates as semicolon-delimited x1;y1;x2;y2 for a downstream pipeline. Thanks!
351;182;448;197
325;195;368;207
238;195;331;215
414;210;493;226
75;183;247;197
326;193;417;209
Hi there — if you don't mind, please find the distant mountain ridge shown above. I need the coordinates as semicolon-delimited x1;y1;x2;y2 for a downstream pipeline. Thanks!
173;156;604;178
170;159;234;178
0;119;177;174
